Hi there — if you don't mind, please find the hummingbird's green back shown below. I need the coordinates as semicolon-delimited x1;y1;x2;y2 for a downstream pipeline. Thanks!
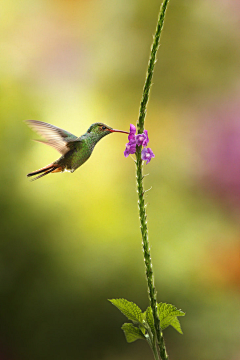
54;123;114;172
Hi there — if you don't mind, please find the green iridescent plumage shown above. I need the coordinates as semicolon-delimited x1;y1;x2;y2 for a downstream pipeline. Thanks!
26;120;128;180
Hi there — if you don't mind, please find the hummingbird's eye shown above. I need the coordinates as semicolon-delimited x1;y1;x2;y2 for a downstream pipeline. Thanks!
102;126;106;130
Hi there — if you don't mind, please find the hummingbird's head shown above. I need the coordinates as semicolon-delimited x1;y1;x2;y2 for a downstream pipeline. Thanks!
87;123;129;139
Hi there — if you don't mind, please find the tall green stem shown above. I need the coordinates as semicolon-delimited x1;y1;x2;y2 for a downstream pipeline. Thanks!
136;1;170;359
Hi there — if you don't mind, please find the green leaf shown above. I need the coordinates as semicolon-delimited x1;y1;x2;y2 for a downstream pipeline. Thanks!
144;306;155;336
109;299;143;324
158;303;185;334
121;323;145;343
169;317;183;334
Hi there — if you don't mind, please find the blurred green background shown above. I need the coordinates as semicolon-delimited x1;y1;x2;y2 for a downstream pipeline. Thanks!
0;0;240;359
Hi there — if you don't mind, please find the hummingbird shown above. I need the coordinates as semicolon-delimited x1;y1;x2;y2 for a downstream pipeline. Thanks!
26;120;129;180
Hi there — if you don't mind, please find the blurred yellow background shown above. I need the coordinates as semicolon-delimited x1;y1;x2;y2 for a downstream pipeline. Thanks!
0;0;240;359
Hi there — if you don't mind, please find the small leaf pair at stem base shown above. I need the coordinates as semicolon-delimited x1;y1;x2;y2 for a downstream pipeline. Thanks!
109;298;185;346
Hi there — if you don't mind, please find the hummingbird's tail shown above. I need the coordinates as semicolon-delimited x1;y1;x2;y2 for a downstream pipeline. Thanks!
27;163;63;181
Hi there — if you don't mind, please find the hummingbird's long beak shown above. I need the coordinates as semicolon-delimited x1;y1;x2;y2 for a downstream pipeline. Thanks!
109;129;129;134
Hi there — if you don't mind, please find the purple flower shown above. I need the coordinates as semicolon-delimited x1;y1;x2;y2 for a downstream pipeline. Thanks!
141;147;155;164
128;124;136;142
124;124;137;157
124;124;154;160
124;139;137;157
143;130;149;146
136;130;149;147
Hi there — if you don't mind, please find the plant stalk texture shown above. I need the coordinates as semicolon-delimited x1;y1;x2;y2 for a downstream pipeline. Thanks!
136;0;170;359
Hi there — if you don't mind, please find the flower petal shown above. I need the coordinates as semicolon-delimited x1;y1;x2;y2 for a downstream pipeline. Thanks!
141;147;155;164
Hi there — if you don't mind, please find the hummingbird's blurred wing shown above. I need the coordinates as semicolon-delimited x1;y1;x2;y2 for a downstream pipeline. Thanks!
26;120;78;155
